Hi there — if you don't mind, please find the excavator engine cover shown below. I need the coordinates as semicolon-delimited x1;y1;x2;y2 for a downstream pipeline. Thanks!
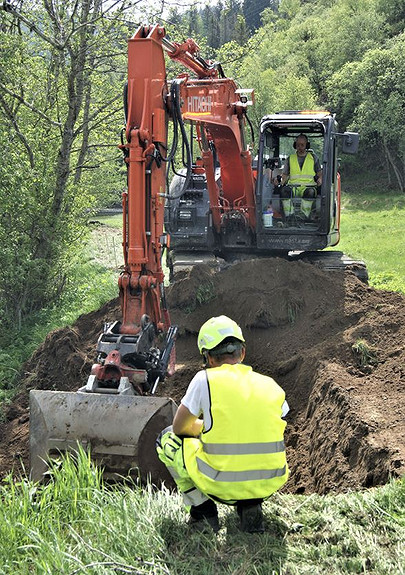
29;389;177;486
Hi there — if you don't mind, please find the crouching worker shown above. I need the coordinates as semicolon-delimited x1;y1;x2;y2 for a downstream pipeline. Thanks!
156;315;289;533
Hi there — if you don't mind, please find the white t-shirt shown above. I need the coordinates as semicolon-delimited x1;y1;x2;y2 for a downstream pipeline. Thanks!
181;368;289;432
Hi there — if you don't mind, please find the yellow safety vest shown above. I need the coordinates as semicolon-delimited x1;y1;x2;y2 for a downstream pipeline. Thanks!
183;363;289;502
289;153;315;195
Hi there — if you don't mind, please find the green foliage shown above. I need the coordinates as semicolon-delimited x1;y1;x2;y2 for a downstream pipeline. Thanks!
376;0;405;36
329;32;405;189
243;0;278;32
279;0;301;20
0;226;118;404
286;300;301;324
352;339;378;367
184;279;215;314
0;1;129;329
196;279;215;306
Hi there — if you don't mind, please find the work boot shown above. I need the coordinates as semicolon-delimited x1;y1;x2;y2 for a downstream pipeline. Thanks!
189;499;219;533
188;514;220;533
238;503;265;533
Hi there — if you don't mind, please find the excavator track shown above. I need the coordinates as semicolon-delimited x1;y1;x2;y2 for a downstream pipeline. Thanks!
289;250;368;283
169;250;368;283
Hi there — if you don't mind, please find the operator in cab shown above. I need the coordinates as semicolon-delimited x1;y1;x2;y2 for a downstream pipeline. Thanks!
156;316;289;534
280;133;322;220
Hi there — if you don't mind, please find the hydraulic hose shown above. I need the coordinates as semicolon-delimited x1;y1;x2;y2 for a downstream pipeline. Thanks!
166;80;193;201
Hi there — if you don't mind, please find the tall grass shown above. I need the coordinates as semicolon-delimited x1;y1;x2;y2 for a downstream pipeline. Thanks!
0;449;403;575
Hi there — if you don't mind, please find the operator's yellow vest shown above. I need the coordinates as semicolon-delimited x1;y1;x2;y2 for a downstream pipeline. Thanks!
289;153;315;195
183;363;289;502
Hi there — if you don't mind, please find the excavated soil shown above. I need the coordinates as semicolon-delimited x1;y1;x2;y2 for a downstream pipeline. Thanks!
0;258;404;494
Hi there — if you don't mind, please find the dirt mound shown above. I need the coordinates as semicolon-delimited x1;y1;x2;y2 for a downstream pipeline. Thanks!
1;258;404;494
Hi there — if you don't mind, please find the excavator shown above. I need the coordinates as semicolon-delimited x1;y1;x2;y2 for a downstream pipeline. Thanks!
29;25;362;484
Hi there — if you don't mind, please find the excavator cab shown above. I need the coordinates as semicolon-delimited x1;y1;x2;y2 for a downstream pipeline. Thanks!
255;111;359;253
166;110;360;273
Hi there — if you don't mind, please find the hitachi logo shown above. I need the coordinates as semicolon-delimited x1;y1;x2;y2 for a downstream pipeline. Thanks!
187;95;213;113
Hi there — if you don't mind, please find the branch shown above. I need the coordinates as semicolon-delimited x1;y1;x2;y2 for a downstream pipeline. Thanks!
0;2;64;49
74;107;122;142
103;0;144;16
0;82;62;127
72;154;122;172
0;92;35;167
71;143;120;152
73;93;122;138
61;0;105;49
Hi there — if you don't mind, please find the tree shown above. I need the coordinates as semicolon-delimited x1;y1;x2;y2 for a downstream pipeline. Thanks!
329;34;405;191
233;14;249;45
202;4;221;50
219;0;244;45
376;0;405;37
243;0;278;31
0;0;131;328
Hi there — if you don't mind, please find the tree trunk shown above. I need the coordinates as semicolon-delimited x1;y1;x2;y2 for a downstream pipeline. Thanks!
383;140;404;192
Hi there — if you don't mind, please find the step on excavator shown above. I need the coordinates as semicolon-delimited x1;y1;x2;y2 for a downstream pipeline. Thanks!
29;25;364;483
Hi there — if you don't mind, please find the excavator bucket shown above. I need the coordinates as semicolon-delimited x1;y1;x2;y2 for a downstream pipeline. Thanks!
29;390;177;485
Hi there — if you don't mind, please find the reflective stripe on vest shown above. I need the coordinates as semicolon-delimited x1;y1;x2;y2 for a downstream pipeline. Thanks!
197;458;287;482
202;440;285;455
289;153;315;189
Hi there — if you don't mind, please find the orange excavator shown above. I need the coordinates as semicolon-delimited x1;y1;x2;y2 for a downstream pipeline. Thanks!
29;25;361;483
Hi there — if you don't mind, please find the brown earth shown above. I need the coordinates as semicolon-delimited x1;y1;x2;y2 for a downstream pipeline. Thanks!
0;258;404;494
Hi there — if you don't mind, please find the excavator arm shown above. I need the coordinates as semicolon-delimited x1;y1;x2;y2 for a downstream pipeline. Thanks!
87;25;175;394
90;25;255;392
173;77;256;232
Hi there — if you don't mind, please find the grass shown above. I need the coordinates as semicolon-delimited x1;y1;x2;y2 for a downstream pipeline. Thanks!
338;184;405;293
286;300;302;324
0;221;120;407
0;450;403;575
92;213;123;229
184;279;216;313
351;339;378;368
